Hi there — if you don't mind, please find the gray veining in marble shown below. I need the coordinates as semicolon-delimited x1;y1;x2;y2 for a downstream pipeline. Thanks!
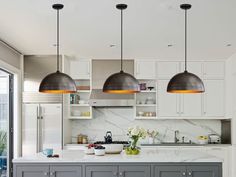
71;108;221;143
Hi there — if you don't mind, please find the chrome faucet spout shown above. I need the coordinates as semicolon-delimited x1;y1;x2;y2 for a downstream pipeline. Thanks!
174;130;180;143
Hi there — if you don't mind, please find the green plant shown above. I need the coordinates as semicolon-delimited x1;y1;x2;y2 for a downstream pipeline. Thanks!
0;131;7;155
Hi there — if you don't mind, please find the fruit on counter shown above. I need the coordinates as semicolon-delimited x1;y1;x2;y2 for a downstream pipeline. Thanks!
95;145;105;150
198;136;208;140
87;144;97;149
125;147;140;155
197;135;208;144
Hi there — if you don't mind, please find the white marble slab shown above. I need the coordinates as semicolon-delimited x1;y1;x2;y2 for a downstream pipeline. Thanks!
13;149;223;163
71;108;221;143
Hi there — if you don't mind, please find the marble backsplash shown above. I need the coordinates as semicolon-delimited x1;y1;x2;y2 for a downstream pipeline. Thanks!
71;108;221;144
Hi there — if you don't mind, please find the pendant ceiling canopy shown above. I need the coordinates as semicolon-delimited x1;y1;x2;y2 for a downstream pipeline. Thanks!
103;4;140;94
167;4;205;94
39;4;76;94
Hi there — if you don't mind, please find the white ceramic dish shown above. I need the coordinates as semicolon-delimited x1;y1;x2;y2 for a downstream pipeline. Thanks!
84;147;94;155
94;149;105;156
102;144;124;154
197;139;208;144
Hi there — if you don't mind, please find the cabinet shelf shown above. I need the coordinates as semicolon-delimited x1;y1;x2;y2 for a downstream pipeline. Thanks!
69;116;92;120
135;104;156;107
76;90;91;93
135;116;157;120
139;90;156;93
70;104;90;107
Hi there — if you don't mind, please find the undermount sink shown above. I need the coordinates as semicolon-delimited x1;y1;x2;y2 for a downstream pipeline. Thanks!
160;142;196;146
142;142;196;146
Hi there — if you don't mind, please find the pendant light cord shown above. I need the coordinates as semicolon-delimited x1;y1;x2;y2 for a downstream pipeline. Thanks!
57;9;60;72
184;9;187;71
120;9;123;72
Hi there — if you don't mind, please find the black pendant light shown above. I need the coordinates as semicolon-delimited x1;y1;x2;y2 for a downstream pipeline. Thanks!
103;4;140;94
39;4;76;94
167;4;204;93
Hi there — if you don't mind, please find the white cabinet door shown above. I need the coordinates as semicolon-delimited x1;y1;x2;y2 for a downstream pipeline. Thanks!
203;80;224;117
157;62;180;79
203;61;224;79
158;80;180;117
41;104;62;152
180;94;202;117
22;104;38;156
70;60;90;79
136;61;156;79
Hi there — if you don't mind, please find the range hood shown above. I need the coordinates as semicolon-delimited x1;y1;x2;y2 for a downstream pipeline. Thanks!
89;89;135;107
89;60;135;107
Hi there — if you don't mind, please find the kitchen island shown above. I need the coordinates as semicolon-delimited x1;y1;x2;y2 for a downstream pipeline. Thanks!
13;148;222;177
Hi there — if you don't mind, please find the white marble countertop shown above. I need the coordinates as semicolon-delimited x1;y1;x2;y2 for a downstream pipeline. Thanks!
13;148;223;163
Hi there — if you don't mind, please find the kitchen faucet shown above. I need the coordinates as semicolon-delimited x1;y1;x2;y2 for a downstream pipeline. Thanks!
174;130;180;143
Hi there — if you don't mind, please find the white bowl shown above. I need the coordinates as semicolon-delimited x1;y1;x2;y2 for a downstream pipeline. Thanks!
102;144;124;154
198;139;208;144
94;149;105;156
84;147;94;155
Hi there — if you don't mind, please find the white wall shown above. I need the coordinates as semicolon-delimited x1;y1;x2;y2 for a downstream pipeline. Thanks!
225;52;236;177
0;42;21;69
0;42;22;158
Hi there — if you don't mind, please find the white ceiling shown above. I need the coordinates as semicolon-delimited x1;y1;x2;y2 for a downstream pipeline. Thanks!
0;0;236;60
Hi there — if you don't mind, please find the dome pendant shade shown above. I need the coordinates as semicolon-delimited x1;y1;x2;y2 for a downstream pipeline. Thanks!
103;71;140;94
39;71;76;94
103;4;140;94
167;4;204;94
39;3;76;94
167;71;204;93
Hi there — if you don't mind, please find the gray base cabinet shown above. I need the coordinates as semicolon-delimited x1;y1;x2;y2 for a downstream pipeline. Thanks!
15;165;49;177
14;165;82;177
14;163;221;177
85;165;151;177
155;165;186;177
51;165;82;177
187;165;220;177
85;166;118;177
154;165;221;177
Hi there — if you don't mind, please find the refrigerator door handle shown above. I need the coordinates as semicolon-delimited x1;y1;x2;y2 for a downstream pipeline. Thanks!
36;106;40;153
38;105;43;152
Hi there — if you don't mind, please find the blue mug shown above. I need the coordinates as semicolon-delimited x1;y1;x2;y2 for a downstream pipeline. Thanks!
42;149;53;156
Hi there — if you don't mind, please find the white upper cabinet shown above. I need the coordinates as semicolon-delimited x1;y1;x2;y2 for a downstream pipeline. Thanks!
157;61;225;118
158;80;202;118
157;62;180;79
203;61;224;79
181;61;203;79
203;80;225;117
180;94;202;117
70;60;91;79
158;80;180;117
135;61;156;79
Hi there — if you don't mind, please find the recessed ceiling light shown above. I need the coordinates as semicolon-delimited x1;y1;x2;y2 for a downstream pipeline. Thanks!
168;44;173;47
109;44;116;47
226;44;232;47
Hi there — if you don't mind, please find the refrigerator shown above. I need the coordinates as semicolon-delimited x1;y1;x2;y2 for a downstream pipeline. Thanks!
22;103;62;156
